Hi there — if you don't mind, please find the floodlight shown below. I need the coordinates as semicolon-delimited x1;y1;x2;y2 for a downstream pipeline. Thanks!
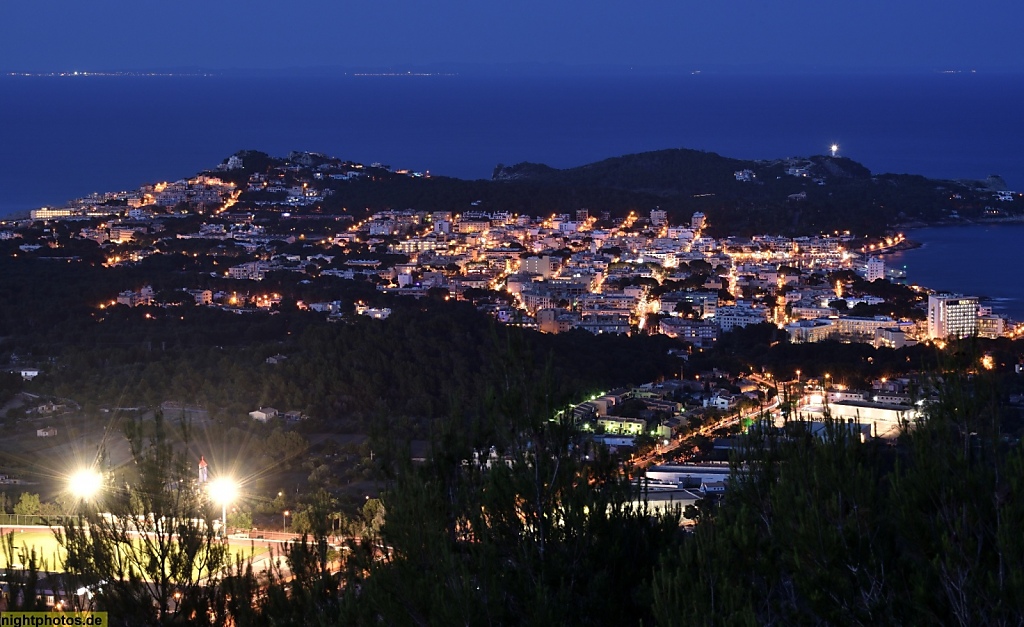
68;468;103;500
208;477;238;506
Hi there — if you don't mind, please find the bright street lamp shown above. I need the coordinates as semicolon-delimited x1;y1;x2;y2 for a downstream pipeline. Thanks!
209;477;238;538
283;510;290;532
68;468;103;501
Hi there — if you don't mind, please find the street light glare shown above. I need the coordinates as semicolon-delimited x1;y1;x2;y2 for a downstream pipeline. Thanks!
209;477;238;505
69;468;103;499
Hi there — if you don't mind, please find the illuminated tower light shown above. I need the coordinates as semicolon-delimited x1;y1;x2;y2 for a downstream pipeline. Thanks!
830;143;839;158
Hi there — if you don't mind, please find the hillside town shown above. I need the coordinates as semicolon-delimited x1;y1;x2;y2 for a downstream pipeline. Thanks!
5;151;1021;348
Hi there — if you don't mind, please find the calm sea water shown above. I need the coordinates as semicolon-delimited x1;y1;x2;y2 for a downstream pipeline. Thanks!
1;73;1022;217
888;224;1024;322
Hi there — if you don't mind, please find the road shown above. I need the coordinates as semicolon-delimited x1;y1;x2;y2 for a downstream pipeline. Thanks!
630;386;782;470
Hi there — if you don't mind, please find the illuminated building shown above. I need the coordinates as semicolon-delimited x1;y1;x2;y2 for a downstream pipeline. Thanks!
977;315;1006;339
30;207;75;220
576;313;631;335
824;400;921;439
785;318;835;343
831;315;900;343
227;261;268;281
927;294;978;339
520;255;559;278
659;318;719;348
536;308;578;334
714;303;768;332
874;327;917;349
866;256;885;282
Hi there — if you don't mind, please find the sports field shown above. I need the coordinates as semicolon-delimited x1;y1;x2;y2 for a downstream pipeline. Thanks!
0;527;271;573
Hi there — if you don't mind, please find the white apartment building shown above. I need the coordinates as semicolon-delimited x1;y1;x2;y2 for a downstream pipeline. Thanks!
660;318;719;348
228;261;268;281
785;318;835;343
520;255;559;278
714;303;769;332
831;316;899;343
30;207;75;220
866;256;885;282
927;294;978;339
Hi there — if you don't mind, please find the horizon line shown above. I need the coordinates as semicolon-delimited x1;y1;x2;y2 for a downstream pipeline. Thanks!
4;64;1023;78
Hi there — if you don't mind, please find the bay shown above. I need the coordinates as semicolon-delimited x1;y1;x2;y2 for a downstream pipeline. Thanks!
887;224;1024;322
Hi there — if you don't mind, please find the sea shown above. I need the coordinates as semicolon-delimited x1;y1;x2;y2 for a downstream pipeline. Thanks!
2;72;1023;215
2;72;1023;314
887;224;1024;322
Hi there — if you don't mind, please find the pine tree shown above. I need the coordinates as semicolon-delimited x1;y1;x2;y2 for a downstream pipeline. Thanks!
336;339;684;625
652;361;1024;625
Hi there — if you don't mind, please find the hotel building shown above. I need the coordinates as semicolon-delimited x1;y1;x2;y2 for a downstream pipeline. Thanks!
927;294;978;339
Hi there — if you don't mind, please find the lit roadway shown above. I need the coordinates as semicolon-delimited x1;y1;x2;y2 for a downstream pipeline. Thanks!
634;285;653;331
630;394;782;470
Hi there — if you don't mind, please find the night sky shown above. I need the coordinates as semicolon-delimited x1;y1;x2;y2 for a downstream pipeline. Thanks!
3;0;1023;73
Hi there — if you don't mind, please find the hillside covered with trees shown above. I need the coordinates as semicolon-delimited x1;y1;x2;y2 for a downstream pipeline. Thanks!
206;148;1020;239
8;352;1021;625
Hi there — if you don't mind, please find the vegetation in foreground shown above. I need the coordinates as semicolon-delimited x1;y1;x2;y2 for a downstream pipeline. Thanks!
2;345;1022;625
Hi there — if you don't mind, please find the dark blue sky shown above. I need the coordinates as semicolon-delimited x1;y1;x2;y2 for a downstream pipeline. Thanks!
3;1;1023;73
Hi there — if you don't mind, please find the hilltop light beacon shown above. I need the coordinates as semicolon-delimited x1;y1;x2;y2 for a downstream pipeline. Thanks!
830;143;839;158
